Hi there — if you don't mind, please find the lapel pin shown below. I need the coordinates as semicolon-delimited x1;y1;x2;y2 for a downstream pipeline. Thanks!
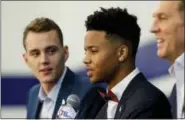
62;99;66;105
119;106;122;112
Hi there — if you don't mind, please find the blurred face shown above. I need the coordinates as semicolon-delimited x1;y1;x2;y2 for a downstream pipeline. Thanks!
23;30;68;84
83;31;121;84
150;1;184;63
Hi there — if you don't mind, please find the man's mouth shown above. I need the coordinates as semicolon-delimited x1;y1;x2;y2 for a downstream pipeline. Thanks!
87;68;93;77
39;68;53;74
157;39;164;48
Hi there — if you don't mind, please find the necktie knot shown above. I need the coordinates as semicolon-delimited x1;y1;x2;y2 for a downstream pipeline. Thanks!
99;90;118;102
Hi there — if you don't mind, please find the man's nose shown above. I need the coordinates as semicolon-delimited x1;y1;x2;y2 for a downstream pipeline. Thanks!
40;53;49;65
150;21;159;33
83;54;91;65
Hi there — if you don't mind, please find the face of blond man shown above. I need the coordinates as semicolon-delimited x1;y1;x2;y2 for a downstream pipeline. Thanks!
23;30;68;85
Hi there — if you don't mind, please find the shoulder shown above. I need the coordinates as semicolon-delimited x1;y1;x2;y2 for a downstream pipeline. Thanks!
125;73;169;109
27;84;40;107
73;74;92;95
74;74;106;94
137;78;167;100
66;68;106;99
119;73;171;118
66;68;92;97
75;74;91;86
132;73;167;99
29;84;40;92
67;68;91;87
28;84;40;98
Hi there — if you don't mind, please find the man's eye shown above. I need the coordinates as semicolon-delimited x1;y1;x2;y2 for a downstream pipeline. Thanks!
90;49;98;53
159;15;168;20
48;48;57;54
91;50;97;53
31;52;39;57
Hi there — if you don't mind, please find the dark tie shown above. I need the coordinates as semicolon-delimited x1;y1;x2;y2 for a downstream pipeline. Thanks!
35;100;43;118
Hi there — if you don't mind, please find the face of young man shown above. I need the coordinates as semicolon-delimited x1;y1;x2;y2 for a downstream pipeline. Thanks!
83;30;122;84
151;1;184;63
23;30;68;85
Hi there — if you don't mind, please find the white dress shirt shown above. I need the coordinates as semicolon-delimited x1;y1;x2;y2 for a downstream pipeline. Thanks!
169;53;184;118
107;68;140;118
38;67;67;118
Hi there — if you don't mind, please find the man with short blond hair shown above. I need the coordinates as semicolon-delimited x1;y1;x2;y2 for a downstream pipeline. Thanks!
23;17;91;119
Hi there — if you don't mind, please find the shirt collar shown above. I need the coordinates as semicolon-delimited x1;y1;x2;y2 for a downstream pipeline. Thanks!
38;67;67;102
169;53;184;79
111;68;140;100
176;53;184;67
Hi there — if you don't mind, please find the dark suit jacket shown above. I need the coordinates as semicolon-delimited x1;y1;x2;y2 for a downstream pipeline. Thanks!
26;67;92;119
76;73;172;119
169;84;177;118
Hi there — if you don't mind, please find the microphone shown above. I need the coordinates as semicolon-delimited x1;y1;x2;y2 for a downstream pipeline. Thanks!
67;94;81;111
56;94;80;119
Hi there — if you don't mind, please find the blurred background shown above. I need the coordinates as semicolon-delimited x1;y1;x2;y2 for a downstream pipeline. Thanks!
1;1;174;118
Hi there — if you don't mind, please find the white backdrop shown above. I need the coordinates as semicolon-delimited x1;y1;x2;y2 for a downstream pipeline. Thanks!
2;1;159;75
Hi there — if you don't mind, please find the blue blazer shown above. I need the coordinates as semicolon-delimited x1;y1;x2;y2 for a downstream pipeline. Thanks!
26;67;92;119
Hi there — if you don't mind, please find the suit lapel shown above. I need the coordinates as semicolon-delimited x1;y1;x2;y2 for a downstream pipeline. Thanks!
170;84;177;118
52;68;75;118
87;92;106;118
32;98;40;118
114;73;145;119
30;87;40;118
76;87;106;119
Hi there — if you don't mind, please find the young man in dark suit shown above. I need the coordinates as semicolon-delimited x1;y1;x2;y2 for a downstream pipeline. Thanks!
75;7;172;119
23;17;91;119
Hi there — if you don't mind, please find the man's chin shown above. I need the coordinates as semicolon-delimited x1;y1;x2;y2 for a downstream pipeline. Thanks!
90;78;104;84
157;50;166;58
40;78;56;84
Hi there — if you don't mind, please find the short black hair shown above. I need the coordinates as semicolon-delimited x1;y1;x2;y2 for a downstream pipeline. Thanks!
85;7;141;58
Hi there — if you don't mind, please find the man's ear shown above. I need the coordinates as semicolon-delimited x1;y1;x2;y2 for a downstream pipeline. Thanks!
63;45;69;62
117;45;128;62
23;53;30;67
23;53;28;64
